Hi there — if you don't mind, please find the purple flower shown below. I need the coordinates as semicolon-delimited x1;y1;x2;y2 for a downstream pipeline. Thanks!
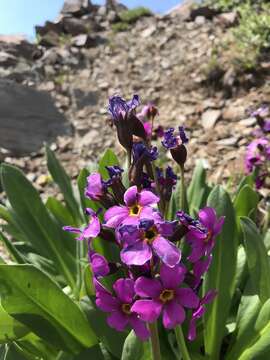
191;256;212;289
132;142;158;163
245;138;270;173
162;126;189;150
63;208;100;241
131;264;199;329
89;251;110;277
95;278;150;340
188;290;217;341
250;105;269;119
85;173;105;201
108;95;140;122
104;185;160;228
118;219;181;267
156;166;177;202
178;207;225;263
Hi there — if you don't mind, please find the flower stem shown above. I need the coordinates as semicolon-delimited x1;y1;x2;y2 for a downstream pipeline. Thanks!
174;325;191;360
179;165;187;212
149;322;162;360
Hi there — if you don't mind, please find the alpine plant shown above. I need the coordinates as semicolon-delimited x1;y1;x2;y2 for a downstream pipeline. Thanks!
64;94;224;346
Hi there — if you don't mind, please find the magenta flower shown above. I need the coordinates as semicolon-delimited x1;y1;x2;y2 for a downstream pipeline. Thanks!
245;138;270;173
118;219;181;267
85;173;105;201
131;264;199;329
137;103;159;123
188;290;217;341
63;208;100;241
95;278;150;340
104;185;160;228
178;207;224;263
89;251;110;277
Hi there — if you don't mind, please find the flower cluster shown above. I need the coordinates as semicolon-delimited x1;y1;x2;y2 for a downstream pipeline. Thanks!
64;94;224;341
245;105;270;189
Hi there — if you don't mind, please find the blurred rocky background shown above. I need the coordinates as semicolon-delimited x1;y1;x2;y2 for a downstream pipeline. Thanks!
0;0;269;199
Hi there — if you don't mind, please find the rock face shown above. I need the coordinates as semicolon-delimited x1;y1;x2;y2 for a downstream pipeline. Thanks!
0;0;269;191
0;80;70;155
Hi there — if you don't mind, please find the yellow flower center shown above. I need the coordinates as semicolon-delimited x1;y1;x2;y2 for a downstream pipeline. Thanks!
159;289;174;303
144;226;158;244
121;303;131;315
129;204;142;216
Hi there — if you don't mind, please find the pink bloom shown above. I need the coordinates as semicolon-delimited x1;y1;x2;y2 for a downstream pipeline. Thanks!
131;264;199;329
95;278;150;340
118;219;181;267
104;185;160;228
63;208;100;241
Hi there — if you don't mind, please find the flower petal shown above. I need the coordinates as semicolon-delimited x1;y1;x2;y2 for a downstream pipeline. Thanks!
129;315;150;341
160;263;186;289
152;236;181;267
134;277;162;298
176;288;199;308
85;172;103;200
89;252;110;277
107;310;128;331
162;301;185;329
198;207;217;229
82;216;100;238
188;318;197;341
138;190;159;206
124;186;138;207
96;292;119;312
121;241;152;266
63;226;81;234
131;299;162;323
113;278;135;304
188;242;205;263
104;206;129;228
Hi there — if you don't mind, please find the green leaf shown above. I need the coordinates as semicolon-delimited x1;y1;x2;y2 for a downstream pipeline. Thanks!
81;297;126;358
229;299;270;360
0;232;26;264
98;149;119;180
203;186;237;360
187;161;210;216
84;265;95;297
46;197;75;227
121;331;143;360
0;265;97;353
0;304;29;343
0;164;76;288
240;217;270;303
46;146;82;223
234;185;259;221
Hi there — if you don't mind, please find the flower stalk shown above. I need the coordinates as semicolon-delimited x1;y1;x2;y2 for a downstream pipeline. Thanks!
149;322;162;360
175;325;191;360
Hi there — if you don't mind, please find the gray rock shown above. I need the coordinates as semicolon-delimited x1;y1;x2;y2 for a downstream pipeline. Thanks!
61;0;92;16
0;79;70;155
202;109;221;129
62;17;88;35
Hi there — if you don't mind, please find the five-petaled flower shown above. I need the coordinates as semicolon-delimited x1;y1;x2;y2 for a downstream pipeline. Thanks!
131;264;199;329
95;278;150;340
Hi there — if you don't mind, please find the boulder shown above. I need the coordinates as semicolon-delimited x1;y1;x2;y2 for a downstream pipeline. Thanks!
0;79;70;155
61;0;93;16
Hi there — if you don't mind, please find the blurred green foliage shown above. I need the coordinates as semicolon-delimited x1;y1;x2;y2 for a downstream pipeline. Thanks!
119;7;152;24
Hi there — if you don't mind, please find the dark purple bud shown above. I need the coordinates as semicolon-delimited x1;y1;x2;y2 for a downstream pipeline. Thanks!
132;142;158;163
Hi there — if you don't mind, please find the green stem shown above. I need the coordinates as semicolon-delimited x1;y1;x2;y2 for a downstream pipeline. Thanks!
179;165;186;211
149;322;162;360
174;325;191;360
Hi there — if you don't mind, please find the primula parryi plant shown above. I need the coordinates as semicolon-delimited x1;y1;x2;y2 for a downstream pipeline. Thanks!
0;94;269;360
64;94;224;359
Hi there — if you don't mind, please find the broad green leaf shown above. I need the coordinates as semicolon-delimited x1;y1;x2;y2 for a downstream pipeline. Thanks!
18;333;58;360
264;230;270;252
234;299;270;360
0;304;29;343
84;265;95;297
121;331;143;360
0;265;97;353
234;185;259;225
98;149;119;180
187;161;210;216
81;297;126;358
46;146;82;224
240;217;270;303
203;186;237;360
46;197;75;227
0;164;76;288
236;175;254;195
